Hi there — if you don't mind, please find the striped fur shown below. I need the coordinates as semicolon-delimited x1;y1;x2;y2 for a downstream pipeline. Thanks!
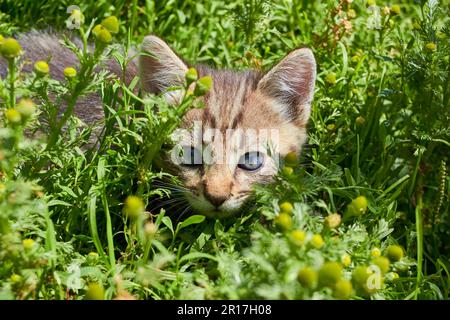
140;36;316;216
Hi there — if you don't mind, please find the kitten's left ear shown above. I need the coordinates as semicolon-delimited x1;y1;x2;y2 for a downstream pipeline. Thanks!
139;35;189;104
257;48;316;126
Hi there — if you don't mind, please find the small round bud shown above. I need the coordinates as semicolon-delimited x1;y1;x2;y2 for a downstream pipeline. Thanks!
381;6;390;16
298;267;318;289
194;76;213;96
324;213;341;229
325;72;337;85
279;201;293;214
345;195;368;217
282;166;294;176
371;256;390;274
341;254;352;267
34;60;50;76
92;24;112;44
64;67;77;78
185;67;198;84
310;234;324;249
347;9;356;19
16;99;36;118
371;247;381;258
356;116;366;125
425;42;437;52
390;5;401;15
22;238;35;250
290;230;306;246
333;279;352;299
85;283;105;300
319;262;343;287
367;0;376;6
386;245;404;262
327;123;336;131
274;212;292;231
10;274;22;283
124;195;145;220
0;38;22;59
144;221;158;238
284;151;298;165
352;265;370;285
101;16;120;34
6;109;22;124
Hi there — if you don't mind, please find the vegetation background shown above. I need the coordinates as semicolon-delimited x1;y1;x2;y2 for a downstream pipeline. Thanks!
0;0;448;300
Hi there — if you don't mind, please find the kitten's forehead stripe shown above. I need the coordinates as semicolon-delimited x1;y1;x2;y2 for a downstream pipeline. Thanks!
196;65;263;133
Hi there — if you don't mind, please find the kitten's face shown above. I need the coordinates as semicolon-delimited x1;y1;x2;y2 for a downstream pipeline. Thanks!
140;36;316;217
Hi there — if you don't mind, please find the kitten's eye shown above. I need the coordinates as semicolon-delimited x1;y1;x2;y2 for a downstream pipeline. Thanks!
238;152;264;171
180;145;202;166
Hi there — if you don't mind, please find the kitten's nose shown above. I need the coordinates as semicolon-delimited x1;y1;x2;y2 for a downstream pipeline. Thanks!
205;193;228;208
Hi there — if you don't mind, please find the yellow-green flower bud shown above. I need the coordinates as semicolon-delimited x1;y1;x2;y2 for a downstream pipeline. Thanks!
282;166;294;176
274;212;292;231
290;230;306;246
425;43;437;52
64;67;77;78
298;267;318;289
367;0;376;6
22;238;35;250
341;254;352;267
390;5;401;15
333;279;353;299
319;262;343;287
279;201;293;214
92;24;112;44
16;99;36;118
284;151;298;166
381;6;390;16
347;9;356;19
311;234;324;249
101;16;120;34
6;109;22;123
356;116;366;126
185;67;198;84
325;72;337;85
194;76;213;96
34;60;50;76
0;38;22;59
371;256;390;274
10;274;22;283
386;245;403;261
345;195;368;217
371;247;381;258
124;195;145;220
324;213;341;229
85;283;105;300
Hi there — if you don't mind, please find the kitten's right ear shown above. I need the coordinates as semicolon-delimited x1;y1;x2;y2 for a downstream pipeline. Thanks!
139;35;188;102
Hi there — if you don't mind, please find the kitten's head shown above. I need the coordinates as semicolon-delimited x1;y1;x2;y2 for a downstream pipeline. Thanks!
140;36;316;217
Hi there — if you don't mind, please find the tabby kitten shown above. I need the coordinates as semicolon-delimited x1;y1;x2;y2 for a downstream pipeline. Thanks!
139;36;316;217
5;33;316;217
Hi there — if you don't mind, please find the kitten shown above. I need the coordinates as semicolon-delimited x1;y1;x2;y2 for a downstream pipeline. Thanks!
139;37;316;217
2;32;316;217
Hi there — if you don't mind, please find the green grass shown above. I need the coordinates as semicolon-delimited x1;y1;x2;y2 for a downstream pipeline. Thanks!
0;0;449;300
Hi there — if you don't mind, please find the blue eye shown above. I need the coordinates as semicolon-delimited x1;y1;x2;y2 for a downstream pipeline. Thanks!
180;146;202;166
238;152;264;171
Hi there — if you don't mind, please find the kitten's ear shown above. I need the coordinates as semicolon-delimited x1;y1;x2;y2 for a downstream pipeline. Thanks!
257;48;316;125
139;35;188;103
